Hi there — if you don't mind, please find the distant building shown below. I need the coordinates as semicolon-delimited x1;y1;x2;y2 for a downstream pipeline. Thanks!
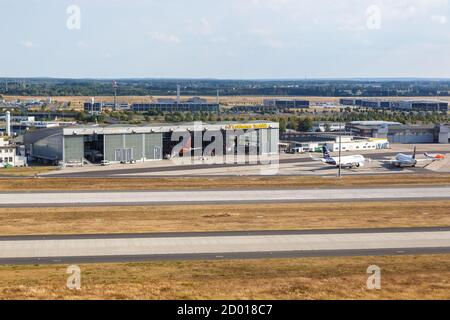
346;121;449;144
311;122;346;132
83;102;103;114
230;105;282;113
186;97;208;104
263;99;310;109
391;100;449;112
131;102;219;113
280;131;354;143
339;98;448;112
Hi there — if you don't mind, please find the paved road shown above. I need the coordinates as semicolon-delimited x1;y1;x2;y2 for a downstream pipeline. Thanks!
0;186;449;207
1;227;450;265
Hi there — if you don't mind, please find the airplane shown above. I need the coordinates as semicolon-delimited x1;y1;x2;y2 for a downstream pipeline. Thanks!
388;147;419;168
311;146;366;169
388;147;440;168
425;153;446;160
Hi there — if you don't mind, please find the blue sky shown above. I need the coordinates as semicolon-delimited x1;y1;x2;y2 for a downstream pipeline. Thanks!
1;0;449;78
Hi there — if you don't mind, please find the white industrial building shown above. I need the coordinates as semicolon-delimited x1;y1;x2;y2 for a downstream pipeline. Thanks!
326;137;390;152
0;138;26;167
287;136;390;153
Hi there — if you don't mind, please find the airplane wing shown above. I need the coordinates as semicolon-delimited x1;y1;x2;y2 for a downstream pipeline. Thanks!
416;159;434;162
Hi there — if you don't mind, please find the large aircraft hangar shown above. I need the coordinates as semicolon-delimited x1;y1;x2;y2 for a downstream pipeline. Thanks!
23;122;279;165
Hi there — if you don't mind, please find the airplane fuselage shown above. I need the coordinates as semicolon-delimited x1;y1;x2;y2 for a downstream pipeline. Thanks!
324;155;366;168
391;154;417;168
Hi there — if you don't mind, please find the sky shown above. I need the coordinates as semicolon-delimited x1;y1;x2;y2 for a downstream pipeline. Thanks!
1;0;450;79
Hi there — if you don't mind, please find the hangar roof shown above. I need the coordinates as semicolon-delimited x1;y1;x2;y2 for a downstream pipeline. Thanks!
62;121;279;136
23;121;279;142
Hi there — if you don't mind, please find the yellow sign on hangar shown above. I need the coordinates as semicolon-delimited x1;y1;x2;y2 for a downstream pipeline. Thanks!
225;123;270;130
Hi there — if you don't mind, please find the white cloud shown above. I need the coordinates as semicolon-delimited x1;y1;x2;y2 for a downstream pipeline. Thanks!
149;31;181;44
199;18;213;36
20;40;35;48
431;15;448;24
76;41;87;47
185;18;214;36
210;36;228;44
262;38;286;49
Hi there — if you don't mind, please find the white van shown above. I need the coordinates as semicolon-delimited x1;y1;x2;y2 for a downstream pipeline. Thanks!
100;160;111;166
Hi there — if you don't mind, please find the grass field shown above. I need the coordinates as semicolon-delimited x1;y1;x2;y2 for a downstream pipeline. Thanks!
1;201;449;236
1;255;449;299
1;174;450;191
0;167;56;177
6;95;450;110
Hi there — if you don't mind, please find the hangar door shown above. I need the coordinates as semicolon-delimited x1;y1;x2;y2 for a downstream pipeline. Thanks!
114;148;133;162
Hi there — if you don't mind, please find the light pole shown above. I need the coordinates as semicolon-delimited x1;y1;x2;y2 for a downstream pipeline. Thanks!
338;122;342;178
113;80;118;111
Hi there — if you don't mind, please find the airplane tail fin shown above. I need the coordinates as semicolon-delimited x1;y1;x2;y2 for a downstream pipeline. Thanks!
322;146;332;160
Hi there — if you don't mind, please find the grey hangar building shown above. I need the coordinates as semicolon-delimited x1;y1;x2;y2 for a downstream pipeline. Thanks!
23;122;279;165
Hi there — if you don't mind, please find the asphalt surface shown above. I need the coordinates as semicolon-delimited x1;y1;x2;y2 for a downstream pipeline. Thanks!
1;227;450;265
45;151;421;178
0;186;449;207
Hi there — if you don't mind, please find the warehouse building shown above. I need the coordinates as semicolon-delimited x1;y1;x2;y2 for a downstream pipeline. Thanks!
346;121;450;144
131;102;219;113
339;98;448;112
23;122;279;165
83;102;103;114
263;99;310;109
391;100;449;112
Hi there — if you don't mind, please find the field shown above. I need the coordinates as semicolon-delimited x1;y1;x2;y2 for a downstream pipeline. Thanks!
1;255;449;299
1;174;450;191
5;95;450;111
1;174;449;300
0;201;449;236
0;167;56;177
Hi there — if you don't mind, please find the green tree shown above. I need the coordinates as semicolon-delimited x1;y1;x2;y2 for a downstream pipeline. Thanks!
297;117;313;132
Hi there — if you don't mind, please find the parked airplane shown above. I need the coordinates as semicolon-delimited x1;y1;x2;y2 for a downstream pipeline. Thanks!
311;146;366;169
425;153;446;160
388;147;441;168
388;147;419;168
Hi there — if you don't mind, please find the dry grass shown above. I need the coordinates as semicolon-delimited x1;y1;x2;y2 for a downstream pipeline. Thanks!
1;201;449;236
0;167;56;177
0;255;449;299
1;174;450;191
6;95;450;110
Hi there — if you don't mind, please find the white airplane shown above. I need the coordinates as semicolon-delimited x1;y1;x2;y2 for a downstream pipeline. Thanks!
389;147;443;168
311;146;366;169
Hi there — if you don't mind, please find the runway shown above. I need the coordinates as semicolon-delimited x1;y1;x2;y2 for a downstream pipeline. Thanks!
1;186;450;207
1;227;450;265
